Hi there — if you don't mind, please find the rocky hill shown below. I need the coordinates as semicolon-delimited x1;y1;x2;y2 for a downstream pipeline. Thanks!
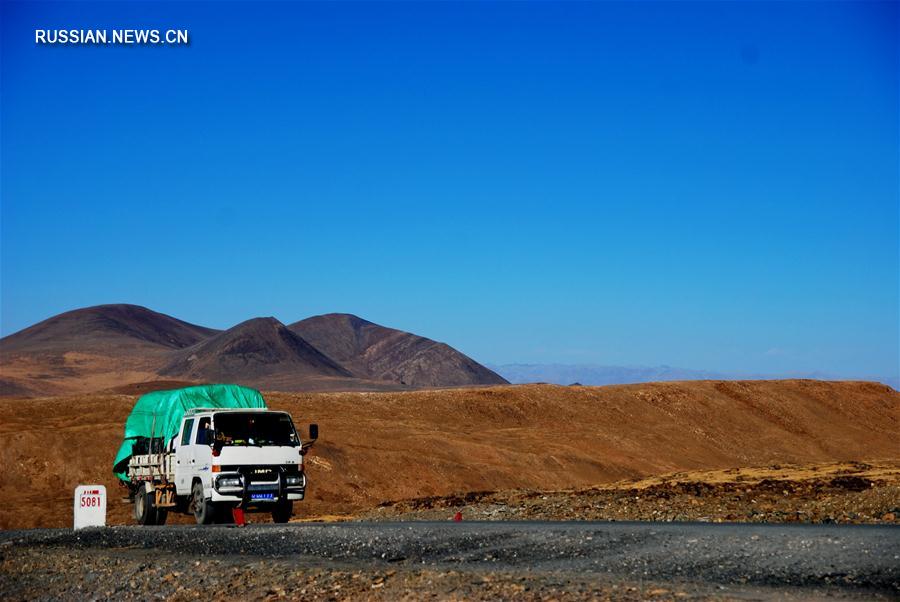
0;304;218;355
289;313;507;387
0;305;504;395
160;317;352;389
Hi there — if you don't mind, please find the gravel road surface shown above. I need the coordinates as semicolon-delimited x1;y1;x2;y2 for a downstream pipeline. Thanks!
2;521;898;600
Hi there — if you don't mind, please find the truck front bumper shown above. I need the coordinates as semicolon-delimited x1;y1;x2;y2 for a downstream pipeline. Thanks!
212;471;306;504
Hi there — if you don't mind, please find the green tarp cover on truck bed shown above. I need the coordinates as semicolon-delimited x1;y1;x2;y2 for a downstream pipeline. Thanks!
112;384;267;481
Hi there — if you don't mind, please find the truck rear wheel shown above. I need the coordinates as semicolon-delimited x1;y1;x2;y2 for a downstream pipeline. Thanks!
272;500;293;523
191;481;216;525
134;486;158;526
155;508;168;526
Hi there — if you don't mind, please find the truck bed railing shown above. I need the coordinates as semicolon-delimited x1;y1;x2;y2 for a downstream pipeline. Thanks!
128;453;176;481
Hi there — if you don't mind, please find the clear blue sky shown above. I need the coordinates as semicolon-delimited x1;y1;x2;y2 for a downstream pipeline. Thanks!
1;1;897;379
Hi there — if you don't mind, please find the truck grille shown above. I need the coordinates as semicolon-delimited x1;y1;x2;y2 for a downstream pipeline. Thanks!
221;466;279;482
247;467;277;481
219;465;298;482
248;483;278;492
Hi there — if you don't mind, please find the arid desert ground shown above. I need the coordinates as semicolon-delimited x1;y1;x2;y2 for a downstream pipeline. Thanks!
2;379;897;529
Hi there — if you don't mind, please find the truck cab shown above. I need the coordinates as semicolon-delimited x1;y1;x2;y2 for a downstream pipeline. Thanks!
172;408;313;524
128;406;317;525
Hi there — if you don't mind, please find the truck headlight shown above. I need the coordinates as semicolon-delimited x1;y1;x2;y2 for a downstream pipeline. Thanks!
285;475;302;486
217;477;241;488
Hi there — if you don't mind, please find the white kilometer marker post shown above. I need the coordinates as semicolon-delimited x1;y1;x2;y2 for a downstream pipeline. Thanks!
73;485;106;530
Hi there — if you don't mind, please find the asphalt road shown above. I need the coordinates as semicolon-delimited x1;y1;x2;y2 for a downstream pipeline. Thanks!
3;521;899;599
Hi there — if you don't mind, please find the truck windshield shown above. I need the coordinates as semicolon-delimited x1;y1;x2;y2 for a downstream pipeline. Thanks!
213;412;298;447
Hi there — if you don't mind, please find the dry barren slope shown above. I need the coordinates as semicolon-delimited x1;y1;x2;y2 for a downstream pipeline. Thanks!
160;317;353;388
289;313;508;387
0;305;220;397
0;304;218;354
1;306;506;396
0;380;897;529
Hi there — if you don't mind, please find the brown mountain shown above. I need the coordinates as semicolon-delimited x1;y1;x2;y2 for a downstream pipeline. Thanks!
1;306;504;396
159;317;352;389
0;305;220;396
289;313;508;387
0;304;218;355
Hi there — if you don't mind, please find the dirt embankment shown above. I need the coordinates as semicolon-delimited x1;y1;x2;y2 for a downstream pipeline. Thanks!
0;380;897;529
367;461;900;524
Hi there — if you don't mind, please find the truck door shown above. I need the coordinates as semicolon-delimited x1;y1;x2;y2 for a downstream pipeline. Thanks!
194;416;213;491
175;418;195;495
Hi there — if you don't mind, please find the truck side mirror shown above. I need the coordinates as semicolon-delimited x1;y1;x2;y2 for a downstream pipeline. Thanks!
308;423;319;441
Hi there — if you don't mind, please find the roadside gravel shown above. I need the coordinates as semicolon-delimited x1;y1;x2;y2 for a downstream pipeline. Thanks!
2;522;898;600
364;462;900;525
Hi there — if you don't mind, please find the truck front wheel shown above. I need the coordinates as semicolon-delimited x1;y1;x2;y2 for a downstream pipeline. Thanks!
191;481;216;525
272;500;293;523
134;486;158;526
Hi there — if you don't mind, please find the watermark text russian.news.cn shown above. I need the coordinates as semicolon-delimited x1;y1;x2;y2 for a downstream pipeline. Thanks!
35;29;190;46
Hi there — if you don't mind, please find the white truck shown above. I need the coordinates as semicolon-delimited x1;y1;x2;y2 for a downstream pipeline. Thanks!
126;407;317;525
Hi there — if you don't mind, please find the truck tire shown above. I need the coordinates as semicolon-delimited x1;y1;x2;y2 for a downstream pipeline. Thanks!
134;486;158;526
155;507;168;526
272;500;293;523
174;495;190;514
191;481;216;525
215;506;236;524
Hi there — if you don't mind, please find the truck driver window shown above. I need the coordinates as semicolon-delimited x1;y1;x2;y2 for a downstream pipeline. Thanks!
196;417;211;444
214;412;298;447
180;418;194;446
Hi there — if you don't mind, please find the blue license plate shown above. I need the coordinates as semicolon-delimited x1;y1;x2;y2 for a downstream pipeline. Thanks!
251;493;274;500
